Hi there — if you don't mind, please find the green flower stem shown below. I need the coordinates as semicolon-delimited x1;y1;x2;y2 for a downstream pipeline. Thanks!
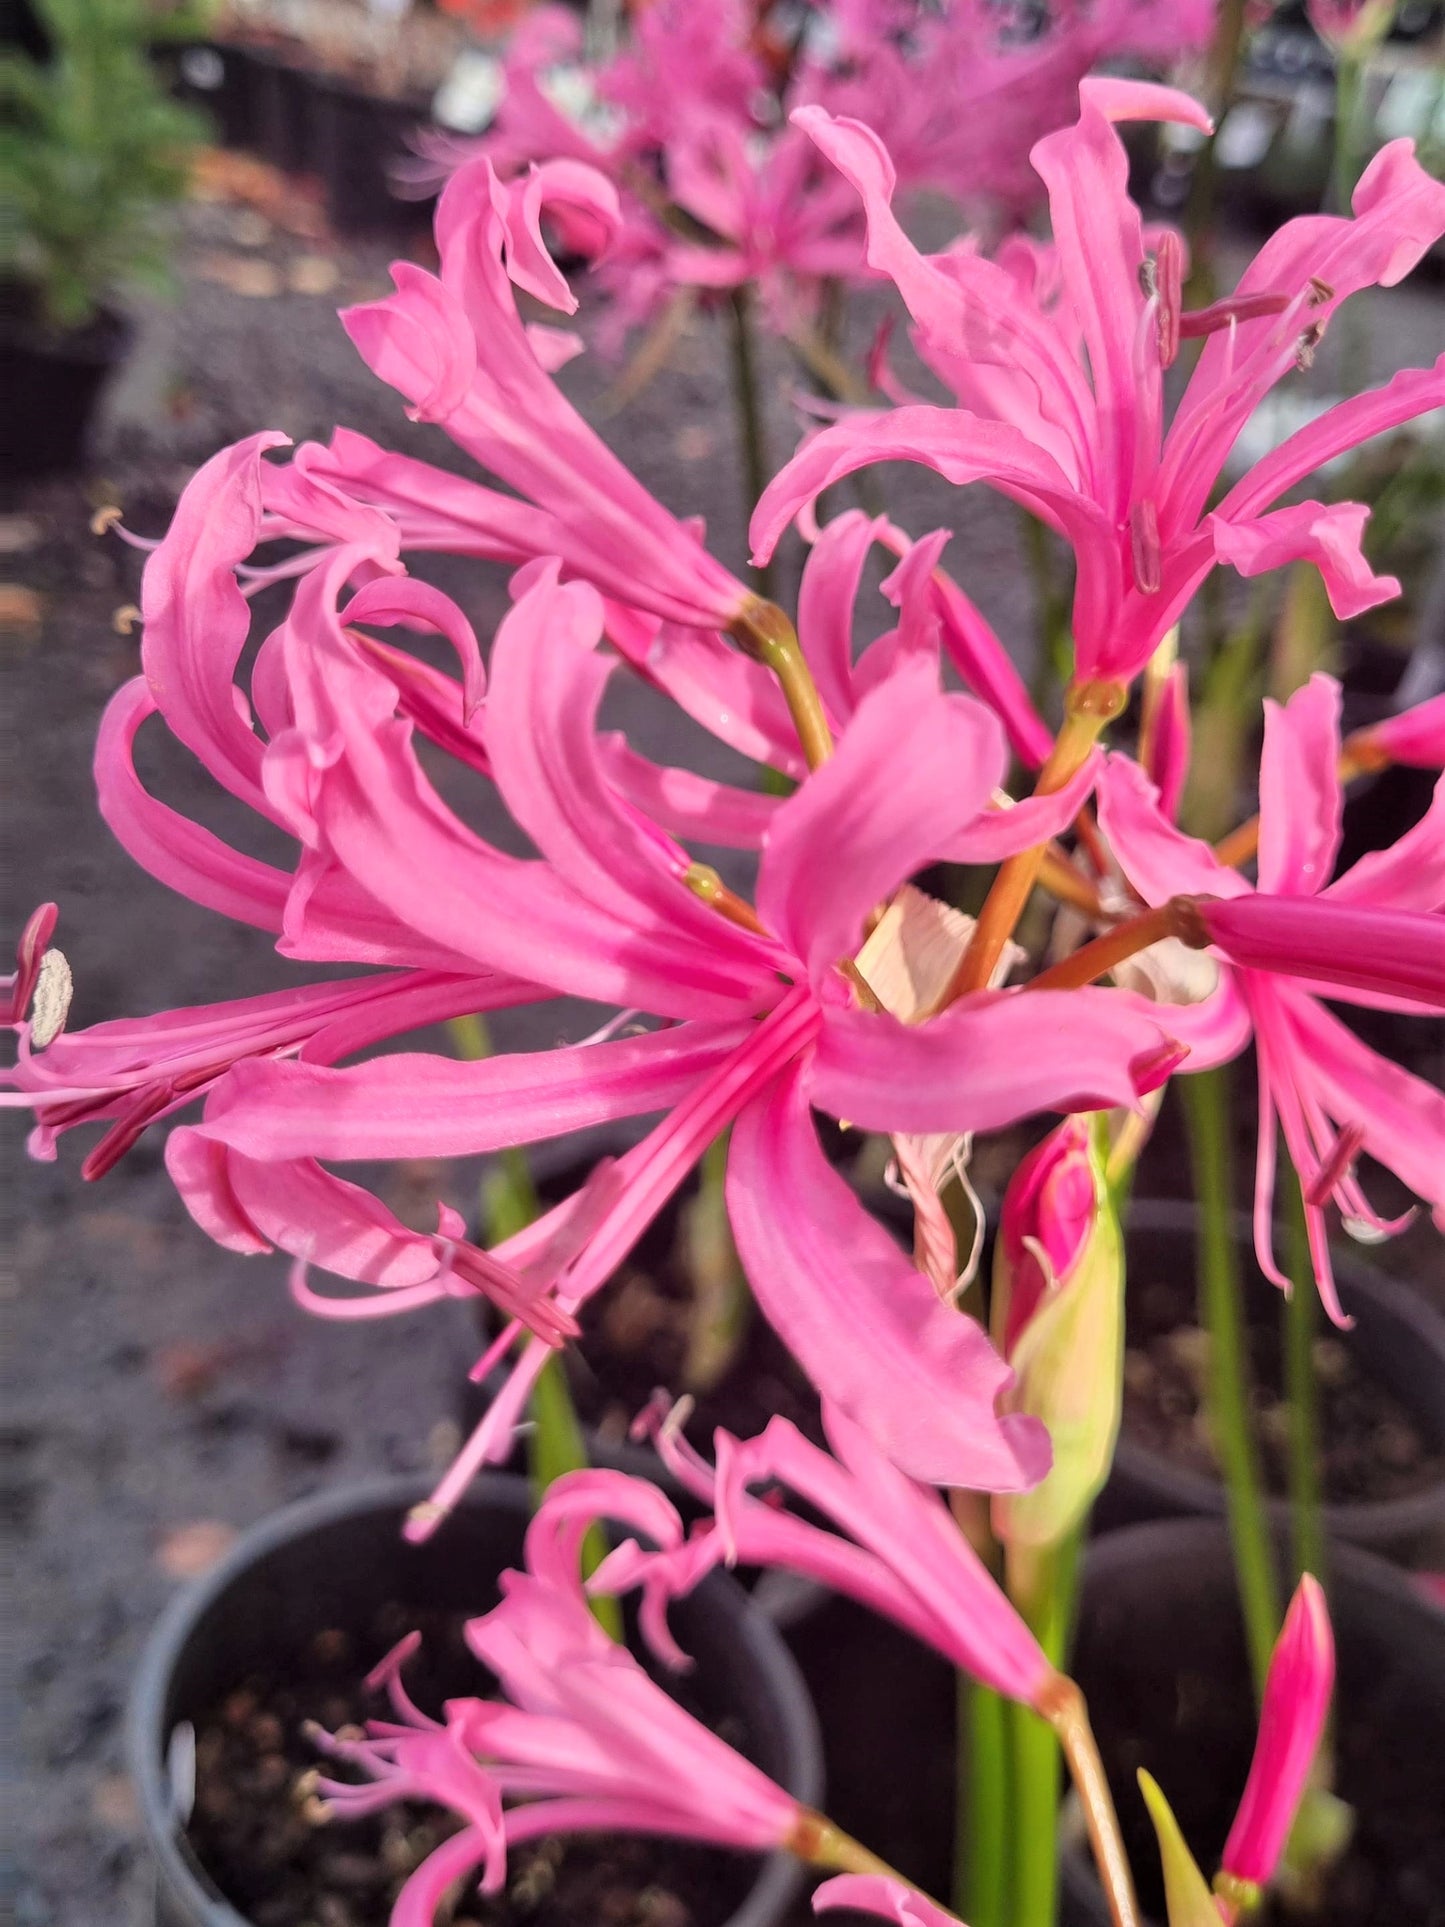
959;1678;1010;1927
1284;1171;1327;1591
1005;1533;1083;1927
1180;1067;1280;1699
727;284;775;600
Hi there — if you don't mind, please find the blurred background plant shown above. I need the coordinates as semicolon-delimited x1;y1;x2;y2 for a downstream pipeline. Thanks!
2;0;212;334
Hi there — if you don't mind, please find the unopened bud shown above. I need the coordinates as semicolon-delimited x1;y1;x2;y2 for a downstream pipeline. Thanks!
1221;1575;1335;1889
991;1116;1123;1549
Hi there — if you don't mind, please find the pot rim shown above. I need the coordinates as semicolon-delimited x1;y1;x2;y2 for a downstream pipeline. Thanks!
127;1470;823;1927
1113;1198;1445;1541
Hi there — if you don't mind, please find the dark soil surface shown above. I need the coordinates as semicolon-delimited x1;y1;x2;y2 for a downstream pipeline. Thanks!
1122;1268;1445;1507
187;1607;759;1927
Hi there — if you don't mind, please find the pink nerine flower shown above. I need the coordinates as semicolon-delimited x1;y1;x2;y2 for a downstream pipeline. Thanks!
597;1402;1056;1712
1221;1575;1335;1892
313;1471;810;1921
1097;675;1445;1322
751;79;1445;686
184;555;1180;1507
340;153;752;633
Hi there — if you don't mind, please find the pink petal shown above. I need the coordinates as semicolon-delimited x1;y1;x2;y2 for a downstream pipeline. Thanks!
200;1019;754;1161
1366;692;1445;770
1328;772;1445;912
1256;676;1344;897
750;405;1109;571
796;509;888;727
1200;898;1445;1009
727;1065;1049;1493
94;681;289;932
812;988;1178;1135
1218;358;1445;522
757;659;1004;982
139;432;298;816
341;577;485;721
940;751;1100;865
598;736;780;850
1211;502;1400;623
1096;754;1248;905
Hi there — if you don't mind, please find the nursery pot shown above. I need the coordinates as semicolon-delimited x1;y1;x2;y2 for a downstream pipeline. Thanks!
0;303;132;481
310;76;430;236
129;1473;822;1927
1097;1200;1445;1564
171;42;261;151
1059;1519;1445;1926
249;50;319;177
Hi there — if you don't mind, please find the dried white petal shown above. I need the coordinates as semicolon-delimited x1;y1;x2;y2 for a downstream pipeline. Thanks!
29;948;73;1050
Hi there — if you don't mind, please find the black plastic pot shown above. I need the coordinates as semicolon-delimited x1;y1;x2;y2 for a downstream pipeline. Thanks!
1096;1200;1445;1565
310;76;430;235
128;1473;822;1927
171;42;261;150
1060;1519;1445;1927
249;50;320;177
0;305;132;482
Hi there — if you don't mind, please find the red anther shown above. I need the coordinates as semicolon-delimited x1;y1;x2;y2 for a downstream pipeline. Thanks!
1129;500;1162;595
1177;292;1292;339
6;903;59;1024
1154;231;1184;368
1304;1123;1367;1207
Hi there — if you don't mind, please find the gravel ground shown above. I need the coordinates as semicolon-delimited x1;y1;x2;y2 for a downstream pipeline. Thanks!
4;182;1442;1925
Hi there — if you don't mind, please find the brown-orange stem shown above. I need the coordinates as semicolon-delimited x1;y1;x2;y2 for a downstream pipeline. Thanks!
939;680;1126;1005
1027;896;1209;992
1038;1675;1142;1927
1214;729;1394;871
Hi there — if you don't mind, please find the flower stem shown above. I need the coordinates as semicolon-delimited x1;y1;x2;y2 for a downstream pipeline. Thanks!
792;1809;929;1887
1284;1168;1327;1590
1036;1673;1141;1927
730;598;834;771
1180;1066;1280;1699
941;681;1126;1004
1007;1533;1084;1927
959;1678;1010;1927
1026;897;1209;993
727;285;775;600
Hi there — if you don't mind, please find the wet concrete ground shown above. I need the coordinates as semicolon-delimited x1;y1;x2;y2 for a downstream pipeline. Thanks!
4;187;1441;1922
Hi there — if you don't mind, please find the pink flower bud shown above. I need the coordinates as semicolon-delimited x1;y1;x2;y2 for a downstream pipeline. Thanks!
1307;0;1397;55
995;1116;1098;1355
992;1118;1125;1548
1222;1576;1335;1888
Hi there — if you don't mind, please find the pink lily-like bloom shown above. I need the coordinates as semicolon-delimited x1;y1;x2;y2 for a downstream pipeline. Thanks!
813;1875;965;1927
1220;1575;1335;1894
313;1470;809;1920
597;1401;1056;1712
1097;675;1445;1322
338;152;752;634
175;554;1181;1511
1351;690;1445;771
750;79;1445;686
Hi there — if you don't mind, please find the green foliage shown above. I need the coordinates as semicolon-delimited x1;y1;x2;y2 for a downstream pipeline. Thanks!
1;0;212;332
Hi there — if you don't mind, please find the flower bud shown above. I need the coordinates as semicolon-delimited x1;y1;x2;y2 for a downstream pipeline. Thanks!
1306;0;1397;56
991;1116;1124;1549
1221;1575;1335;1891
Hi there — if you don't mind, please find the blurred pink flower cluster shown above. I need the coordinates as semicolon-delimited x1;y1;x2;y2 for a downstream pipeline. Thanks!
417;0;1219;350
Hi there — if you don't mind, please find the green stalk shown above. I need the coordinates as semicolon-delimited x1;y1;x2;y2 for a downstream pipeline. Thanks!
1180;1068;1280;1699
1331;53;1364;215
726;284;774;600
1283;1171;1327;1590
1183;0;1250;298
1005;1532;1083;1927
960;1680;1010;1927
